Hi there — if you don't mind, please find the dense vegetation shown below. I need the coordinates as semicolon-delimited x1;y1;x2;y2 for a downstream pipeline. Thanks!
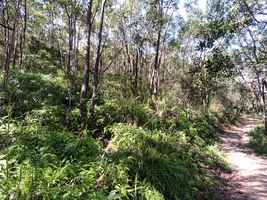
0;70;231;199
0;0;266;199
248;126;267;155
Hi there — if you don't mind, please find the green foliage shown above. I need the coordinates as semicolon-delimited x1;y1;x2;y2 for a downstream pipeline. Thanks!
182;48;236;112
192;115;218;145
0;119;225;199
0;0;260;197
1;71;69;116
0;123;103;200
248;126;267;155
0;71;230;200
103;123;226;200
0;70;81;131
95;97;153;129
27;36;62;72
204;49;236;79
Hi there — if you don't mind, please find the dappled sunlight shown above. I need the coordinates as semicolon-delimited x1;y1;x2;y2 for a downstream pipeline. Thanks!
1;0;266;198
239;173;267;200
221;117;267;200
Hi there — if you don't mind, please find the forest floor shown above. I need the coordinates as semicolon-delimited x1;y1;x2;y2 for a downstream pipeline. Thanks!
218;116;267;200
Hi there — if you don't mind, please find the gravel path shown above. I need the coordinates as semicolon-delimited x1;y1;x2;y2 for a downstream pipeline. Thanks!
220;116;267;200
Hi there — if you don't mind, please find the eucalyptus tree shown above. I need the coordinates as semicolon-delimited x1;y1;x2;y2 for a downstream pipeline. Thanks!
115;0;148;95
80;0;94;127
178;0;248;112
1;0;22;87
231;0;267;133
91;0;108;127
146;0;178;98
58;0;83;80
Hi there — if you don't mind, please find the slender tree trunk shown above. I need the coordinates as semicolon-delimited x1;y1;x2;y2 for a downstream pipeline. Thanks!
3;0;22;87
71;15;77;76
57;29;65;68
12;32;18;67
151;28;162;97
19;0;27;67
262;78;267;135
3;1;20;87
80;0;93;128
133;49;139;96
91;0;107;128
151;0;163;98
75;24;80;70
67;17;72;78
248;29;267;129
19;29;23;67
65;3;77;82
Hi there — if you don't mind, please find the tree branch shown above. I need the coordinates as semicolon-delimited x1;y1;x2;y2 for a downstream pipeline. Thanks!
0;22;14;30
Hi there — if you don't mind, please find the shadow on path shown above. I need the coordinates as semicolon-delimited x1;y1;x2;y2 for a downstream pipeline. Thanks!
218;116;267;200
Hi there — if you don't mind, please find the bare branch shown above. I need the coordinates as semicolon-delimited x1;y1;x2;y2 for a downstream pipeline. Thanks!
0;22;14;30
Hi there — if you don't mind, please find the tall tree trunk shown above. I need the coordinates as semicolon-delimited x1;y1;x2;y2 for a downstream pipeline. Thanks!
19;0;27;68
248;29;266;129
263;78;267;135
91;0;107;128
67;17;73;79
133;49;139;96
75;23;80;70
3;0;21;87
57;29;65;68
12;32;18;67
80;0;93;128
151;27;162;97
151;0;163;98
65;2;77;82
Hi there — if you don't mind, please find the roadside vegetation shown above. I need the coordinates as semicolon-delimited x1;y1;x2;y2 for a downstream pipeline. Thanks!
248;126;267;156
0;70;231;199
0;0;266;199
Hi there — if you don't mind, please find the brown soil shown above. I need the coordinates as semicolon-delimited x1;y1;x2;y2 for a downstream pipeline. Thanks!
218;116;267;200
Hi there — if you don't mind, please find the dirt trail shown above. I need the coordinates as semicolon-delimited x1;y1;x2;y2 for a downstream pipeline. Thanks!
220;116;267;200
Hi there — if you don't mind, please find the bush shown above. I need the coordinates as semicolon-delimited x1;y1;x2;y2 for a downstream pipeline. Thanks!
0;71;229;200
102;123;226;200
0;71;74;117
248;126;267;155
0;123;103;200
192;115;218;145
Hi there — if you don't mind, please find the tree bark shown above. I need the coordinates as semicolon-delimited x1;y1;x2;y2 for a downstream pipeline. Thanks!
263;78;267;135
80;0;93;128
65;2;78;82
3;0;22;87
133;49;139;96
151;0;163;97
91;0;107;128
19;0;27;68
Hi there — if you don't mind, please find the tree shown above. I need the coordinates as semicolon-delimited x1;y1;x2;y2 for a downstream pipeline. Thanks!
91;0;107;127
2;0;22;87
80;0;93;128
58;0;82;81
232;0;267;133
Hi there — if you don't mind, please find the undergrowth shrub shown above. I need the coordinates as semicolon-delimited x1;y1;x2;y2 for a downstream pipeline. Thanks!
248;126;267;155
102;123;226;200
0;71;76;118
95;98;153;128
192;115;218;145
0;109;227;199
0;124;103;200
0;71;230;200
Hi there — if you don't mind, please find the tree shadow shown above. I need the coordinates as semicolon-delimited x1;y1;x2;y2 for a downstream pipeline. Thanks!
108;136;226;200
